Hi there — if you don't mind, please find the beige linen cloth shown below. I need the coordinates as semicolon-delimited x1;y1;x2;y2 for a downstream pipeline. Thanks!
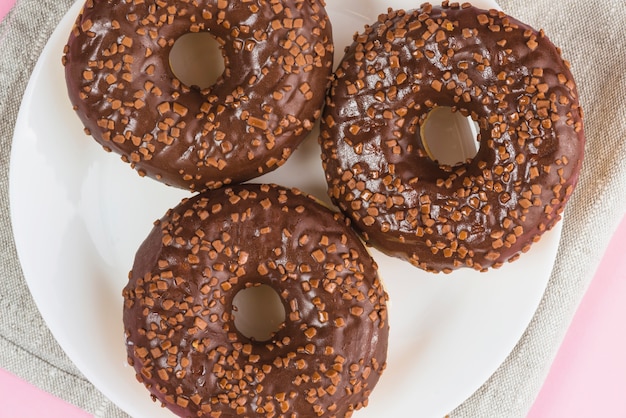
1;1;625;417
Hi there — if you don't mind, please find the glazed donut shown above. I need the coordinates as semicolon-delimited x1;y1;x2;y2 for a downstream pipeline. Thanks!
319;2;584;272
63;0;333;191
123;184;389;417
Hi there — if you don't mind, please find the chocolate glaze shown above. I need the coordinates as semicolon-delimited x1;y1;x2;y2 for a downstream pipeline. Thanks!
63;0;333;191
320;2;585;272
123;184;389;417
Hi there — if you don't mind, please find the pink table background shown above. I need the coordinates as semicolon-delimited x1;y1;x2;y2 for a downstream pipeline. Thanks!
2;1;625;417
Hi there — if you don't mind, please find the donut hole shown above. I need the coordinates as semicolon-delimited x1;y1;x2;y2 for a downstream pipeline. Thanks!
232;284;286;342
169;32;225;89
420;106;480;166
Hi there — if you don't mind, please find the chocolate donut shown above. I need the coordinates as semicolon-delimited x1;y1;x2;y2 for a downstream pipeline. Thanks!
123;184;389;417
63;0;333;191
320;2;584;272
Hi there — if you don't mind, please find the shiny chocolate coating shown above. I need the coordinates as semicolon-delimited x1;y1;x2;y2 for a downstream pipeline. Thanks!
63;0;333;191
320;2;584;272
123;184;389;417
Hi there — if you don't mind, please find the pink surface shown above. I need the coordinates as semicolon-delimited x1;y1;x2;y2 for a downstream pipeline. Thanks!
0;368;92;418
1;1;626;417
0;0;12;22
528;214;626;417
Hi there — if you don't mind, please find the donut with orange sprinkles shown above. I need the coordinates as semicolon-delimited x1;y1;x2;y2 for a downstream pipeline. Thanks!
123;183;389;417
320;2;584;272
63;0;333;191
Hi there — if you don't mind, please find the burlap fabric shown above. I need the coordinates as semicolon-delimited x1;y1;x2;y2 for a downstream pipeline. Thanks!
1;1;624;417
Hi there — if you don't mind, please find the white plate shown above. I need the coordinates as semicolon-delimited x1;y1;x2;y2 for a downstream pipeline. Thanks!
9;1;561;417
